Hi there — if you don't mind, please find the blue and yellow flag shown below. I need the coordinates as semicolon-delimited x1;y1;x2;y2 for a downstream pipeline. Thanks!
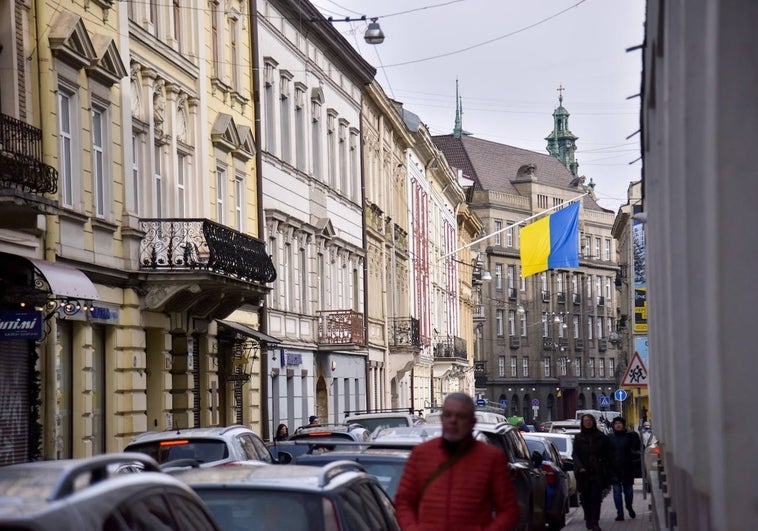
519;202;580;277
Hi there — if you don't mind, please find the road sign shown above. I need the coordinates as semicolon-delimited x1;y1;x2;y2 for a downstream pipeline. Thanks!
599;395;610;408
621;351;649;387
531;398;539;407
500;399;508;408
476;399;487;407
614;389;628;402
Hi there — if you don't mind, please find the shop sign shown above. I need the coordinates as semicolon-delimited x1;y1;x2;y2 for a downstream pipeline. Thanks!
0;310;43;340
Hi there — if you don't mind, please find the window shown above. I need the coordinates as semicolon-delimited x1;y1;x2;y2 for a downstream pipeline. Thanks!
595;237;601;259
586;274;593;298
91;107;107;218
211;1;223;77
154;145;163;217
508;310;516;336
230;14;241;91
559;356;568;376
494;220;502;246
519;311;527;337
299;248;308;313
588;358;596;378
596;277;602;301
317;253;326;309
537;194;548;209
597;317;604;339
496;309;504;336
327;111;337;188
510;356;517;377
573;315;580;337
507;265;515;289
606;317;613;337
556;273;564;294
311;100;322;179
58;88;76;208
234;174;244;230
599;358;605;378
295;87;306;170
604;238;611;261
587;315;594;340
339;120;348;194
172;0;181;51
540;272;548;291
541;313;550;337
519;268;526;291
283;243;292;309
264;73;276;153
575;357;582;377
584;235;592;257
608;358;615;375
215;165;226;223
495;264;503;290
280;76;291;162
350;130;360;202
131;134;142;212
606;276;613;297
177;153;186;217
498;356;505;377
543;357;551;377
522;357;529;377
506;221;514;247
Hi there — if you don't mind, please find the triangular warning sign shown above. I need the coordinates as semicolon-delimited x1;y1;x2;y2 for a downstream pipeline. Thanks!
621;351;648;388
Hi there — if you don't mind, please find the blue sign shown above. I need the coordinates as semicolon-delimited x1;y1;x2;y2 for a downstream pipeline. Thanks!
0;310;43;340
614;389;628;402
476;399;487;407
500;398;508;408
531;399;540;407
599;395;610;408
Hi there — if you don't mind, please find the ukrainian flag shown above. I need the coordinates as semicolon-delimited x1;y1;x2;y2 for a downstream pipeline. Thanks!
519;202;580;277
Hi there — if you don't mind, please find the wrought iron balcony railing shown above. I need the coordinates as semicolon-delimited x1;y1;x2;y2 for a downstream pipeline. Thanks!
317;309;365;346
509;335;521;349
0;113;58;194
434;335;467;361
473;304;486;321
388;317;420;348
598;339;608;351
139;218;276;283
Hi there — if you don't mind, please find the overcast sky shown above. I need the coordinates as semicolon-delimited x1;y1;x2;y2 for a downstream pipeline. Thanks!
313;0;646;213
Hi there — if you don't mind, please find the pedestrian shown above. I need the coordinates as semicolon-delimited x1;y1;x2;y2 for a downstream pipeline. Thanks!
274;423;289;441
573;413;614;531
308;415;319;426
640;421;654;448
608;416;640;521
640;406;648;424
394;392;520;530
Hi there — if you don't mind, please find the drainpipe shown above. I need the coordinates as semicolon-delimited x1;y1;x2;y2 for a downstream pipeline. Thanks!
359;107;371;411
249;0;270;441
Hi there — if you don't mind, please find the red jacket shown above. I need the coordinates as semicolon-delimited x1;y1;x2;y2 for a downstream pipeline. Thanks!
394;437;519;531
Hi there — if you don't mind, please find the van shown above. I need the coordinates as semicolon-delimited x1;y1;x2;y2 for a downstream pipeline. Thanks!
575;409;620;426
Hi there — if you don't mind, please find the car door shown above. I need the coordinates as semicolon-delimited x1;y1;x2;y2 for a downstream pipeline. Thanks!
505;428;547;530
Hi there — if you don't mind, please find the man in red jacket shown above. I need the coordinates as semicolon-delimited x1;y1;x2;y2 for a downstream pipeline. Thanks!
394;393;520;530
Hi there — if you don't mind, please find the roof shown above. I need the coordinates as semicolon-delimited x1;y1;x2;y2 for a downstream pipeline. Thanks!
432;134;608;213
127;425;254;443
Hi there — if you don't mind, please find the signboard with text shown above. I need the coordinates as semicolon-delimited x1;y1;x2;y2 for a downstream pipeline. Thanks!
0;310;43;340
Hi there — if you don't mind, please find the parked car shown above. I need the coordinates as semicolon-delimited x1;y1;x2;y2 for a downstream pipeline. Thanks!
368;425;443;448
343;408;424;433
295;447;412;499
175;460;401;530
0;453;220;530
425;409;508;425
287;422;371;451
548;419;582;435
530;431;578;507
473;422;548;531
523;434;570;530
124;425;284;467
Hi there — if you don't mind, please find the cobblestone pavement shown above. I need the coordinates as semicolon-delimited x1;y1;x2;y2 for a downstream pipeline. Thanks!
562;479;653;531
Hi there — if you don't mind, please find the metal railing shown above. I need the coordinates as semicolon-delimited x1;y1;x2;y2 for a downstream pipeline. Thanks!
388;317;420;347
0;113;58;194
317;310;365;346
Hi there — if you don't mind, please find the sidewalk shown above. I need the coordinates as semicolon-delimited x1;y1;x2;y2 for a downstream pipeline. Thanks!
563;479;652;531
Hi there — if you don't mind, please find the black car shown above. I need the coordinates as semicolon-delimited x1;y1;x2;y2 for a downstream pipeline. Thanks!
0;453;220;530
175;461;400;530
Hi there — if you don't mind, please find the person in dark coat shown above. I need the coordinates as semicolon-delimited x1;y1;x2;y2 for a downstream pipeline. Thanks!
573;413;614;531
274;423;289;441
608;416;641;521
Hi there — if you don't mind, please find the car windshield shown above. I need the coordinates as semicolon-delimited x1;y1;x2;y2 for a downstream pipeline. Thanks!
195;488;325;531
299;457;406;499
350;418;408;432
126;439;229;464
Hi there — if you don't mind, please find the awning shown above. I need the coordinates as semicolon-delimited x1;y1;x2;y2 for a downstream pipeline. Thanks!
218;319;281;344
0;252;100;300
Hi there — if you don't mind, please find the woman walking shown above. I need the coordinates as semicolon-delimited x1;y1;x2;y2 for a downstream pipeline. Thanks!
573;413;613;531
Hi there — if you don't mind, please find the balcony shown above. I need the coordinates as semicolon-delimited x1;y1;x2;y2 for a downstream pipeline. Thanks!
388;317;420;348
473;304;486;322
541;289;551;302
365;202;384;236
597;296;605;307
0;113;59;218
138;218;276;318
575;338;584;351
557;292;566;305
558;337;569;350
509;335;521;349
542;337;555;351
317;310;365;347
434;335;467;361
598;339;608;351
572;293;582;305
507;287;517;300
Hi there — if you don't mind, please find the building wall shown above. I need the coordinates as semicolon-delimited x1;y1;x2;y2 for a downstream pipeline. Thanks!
642;1;758;528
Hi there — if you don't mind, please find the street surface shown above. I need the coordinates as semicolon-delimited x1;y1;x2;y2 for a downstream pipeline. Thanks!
563;479;652;531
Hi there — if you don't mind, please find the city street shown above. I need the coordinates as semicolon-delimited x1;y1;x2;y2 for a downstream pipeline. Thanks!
563;479;652;531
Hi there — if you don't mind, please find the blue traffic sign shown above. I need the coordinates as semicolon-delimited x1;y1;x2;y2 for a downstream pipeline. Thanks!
614;389;628;402
500;399;508;408
476;399;487;407
599;395;610;408
531;398;540;407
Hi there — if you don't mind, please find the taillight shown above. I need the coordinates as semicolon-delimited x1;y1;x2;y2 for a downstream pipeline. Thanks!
541;463;558;484
159;439;190;447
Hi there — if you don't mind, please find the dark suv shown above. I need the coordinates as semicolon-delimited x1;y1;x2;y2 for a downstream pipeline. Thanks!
175;461;400;530
124;425;282;467
0;453;219;530
474;422;548;531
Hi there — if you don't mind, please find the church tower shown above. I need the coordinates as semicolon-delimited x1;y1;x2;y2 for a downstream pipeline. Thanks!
545;85;579;177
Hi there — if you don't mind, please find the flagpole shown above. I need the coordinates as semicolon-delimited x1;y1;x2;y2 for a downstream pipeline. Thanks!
439;192;588;261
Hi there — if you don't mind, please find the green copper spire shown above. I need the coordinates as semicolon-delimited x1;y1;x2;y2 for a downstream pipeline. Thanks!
453;78;462;139
546;85;579;177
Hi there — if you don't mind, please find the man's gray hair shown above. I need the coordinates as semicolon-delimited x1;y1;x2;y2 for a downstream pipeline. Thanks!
443;392;475;409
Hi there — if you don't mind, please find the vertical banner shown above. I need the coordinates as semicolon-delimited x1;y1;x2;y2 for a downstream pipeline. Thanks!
632;210;647;332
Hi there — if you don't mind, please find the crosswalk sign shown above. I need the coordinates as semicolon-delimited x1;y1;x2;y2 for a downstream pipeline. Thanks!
621;351;648;388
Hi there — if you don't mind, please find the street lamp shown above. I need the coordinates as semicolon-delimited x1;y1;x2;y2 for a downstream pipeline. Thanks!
324;16;385;45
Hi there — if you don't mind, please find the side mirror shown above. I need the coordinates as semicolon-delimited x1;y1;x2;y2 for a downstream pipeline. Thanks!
531;450;543;468
277;451;293;464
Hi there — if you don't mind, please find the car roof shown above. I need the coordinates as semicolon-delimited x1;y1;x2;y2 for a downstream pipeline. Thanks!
175;461;368;491
296;448;411;461
369;425;442;446
127;425;254;443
